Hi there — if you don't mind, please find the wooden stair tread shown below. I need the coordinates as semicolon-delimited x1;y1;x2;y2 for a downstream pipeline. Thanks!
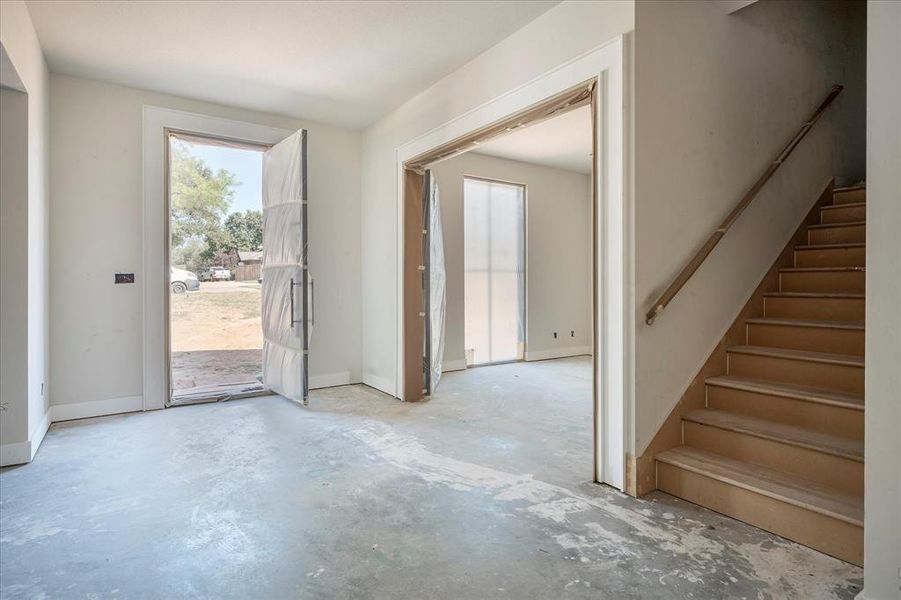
763;291;863;299
705;375;864;409
833;184;865;192
795;242;865;250
807;220;866;229
780;266;865;273
684;408;864;461
821;201;866;210
745;317;864;330
656;446;864;526
727;345;864;367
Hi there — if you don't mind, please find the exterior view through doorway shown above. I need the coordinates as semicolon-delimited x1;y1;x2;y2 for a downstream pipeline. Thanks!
165;128;312;406
167;132;269;403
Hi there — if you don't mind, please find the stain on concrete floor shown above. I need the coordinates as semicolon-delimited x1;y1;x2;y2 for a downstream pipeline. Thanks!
0;357;862;599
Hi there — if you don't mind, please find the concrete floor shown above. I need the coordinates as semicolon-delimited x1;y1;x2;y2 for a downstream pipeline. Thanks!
0;357;862;599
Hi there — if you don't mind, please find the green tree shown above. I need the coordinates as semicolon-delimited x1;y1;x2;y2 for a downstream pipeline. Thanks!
169;141;238;248
200;210;263;265
224;210;263;252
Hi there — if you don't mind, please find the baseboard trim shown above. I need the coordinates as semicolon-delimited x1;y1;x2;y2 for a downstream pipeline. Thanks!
28;408;52;461
0;440;30;467
362;372;395;397
51;395;144;423
524;346;591;362
442;359;467;373
310;371;353;390
0;408;53;467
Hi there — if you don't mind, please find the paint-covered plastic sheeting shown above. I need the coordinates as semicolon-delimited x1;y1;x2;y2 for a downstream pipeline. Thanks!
261;130;308;404
429;178;446;390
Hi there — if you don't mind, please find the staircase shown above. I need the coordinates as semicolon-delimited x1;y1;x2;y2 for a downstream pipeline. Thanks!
656;184;866;566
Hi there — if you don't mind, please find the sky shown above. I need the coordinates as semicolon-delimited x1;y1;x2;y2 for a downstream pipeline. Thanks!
181;140;264;214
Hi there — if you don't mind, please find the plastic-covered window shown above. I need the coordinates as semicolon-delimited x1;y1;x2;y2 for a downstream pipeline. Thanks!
464;178;525;366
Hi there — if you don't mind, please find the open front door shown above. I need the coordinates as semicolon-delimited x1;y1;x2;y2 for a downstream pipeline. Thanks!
261;130;311;405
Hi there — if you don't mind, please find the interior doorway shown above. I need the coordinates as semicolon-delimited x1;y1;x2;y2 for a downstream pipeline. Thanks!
463;177;526;366
396;37;628;491
166;132;269;404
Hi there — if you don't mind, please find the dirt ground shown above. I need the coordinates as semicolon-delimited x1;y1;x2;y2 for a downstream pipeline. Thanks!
170;281;262;391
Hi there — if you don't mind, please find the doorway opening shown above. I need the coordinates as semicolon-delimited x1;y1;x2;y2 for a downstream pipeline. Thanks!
166;132;269;404
401;88;596;494
463;177;526;366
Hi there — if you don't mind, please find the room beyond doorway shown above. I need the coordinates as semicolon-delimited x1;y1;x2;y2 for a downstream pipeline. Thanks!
166;132;268;403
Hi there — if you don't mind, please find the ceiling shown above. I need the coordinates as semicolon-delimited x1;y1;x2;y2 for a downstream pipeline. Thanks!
471;105;592;174
25;0;559;128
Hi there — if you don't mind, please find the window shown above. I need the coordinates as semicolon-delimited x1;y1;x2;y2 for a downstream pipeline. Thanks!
464;177;525;365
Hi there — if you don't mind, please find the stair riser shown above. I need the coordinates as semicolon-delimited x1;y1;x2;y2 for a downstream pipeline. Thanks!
727;352;864;394
832;189;866;205
794;246;865;268
779;270;865;293
764;296;865;321
821;204;865;224
746;323;864;355
706;385;864;440
683;421;863;495
656;463;863;566
808;224;865;245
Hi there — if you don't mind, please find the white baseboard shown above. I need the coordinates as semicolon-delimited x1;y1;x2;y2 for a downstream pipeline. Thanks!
310;371;354;390
524;346;592;362
0;408;53;467
0;440;30;467
51;394;144;422
28;408;52;460
362;371;395;397
442;359;467;373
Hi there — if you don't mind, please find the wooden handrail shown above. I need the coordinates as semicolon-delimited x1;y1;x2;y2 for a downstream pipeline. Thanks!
644;84;844;326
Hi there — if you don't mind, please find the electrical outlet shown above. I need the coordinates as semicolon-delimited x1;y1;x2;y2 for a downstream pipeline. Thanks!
553;331;557;339
570;330;574;337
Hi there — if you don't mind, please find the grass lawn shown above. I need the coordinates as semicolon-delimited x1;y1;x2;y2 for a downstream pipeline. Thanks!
170;281;263;352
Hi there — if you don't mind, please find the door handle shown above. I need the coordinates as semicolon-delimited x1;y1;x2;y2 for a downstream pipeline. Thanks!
308;273;314;327
289;277;302;328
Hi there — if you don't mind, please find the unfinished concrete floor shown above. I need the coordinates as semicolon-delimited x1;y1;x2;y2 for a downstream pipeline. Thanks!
0;357;862;599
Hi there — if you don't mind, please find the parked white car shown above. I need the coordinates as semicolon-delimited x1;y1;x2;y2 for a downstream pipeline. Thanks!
170;267;200;293
208;266;232;281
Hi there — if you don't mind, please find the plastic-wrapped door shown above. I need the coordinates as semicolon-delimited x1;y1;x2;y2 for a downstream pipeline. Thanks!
424;171;446;393
260;130;310;405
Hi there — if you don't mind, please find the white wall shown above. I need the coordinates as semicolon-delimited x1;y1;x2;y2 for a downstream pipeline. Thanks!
862;2;901;598
0;0;51;465
632;0;866;455
0;88;29;450
361;0;634;395
430;152;591;368
48;74;362;414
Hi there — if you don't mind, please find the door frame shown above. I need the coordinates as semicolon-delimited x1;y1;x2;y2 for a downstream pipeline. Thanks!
141;106;294;411
393;36;632;490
